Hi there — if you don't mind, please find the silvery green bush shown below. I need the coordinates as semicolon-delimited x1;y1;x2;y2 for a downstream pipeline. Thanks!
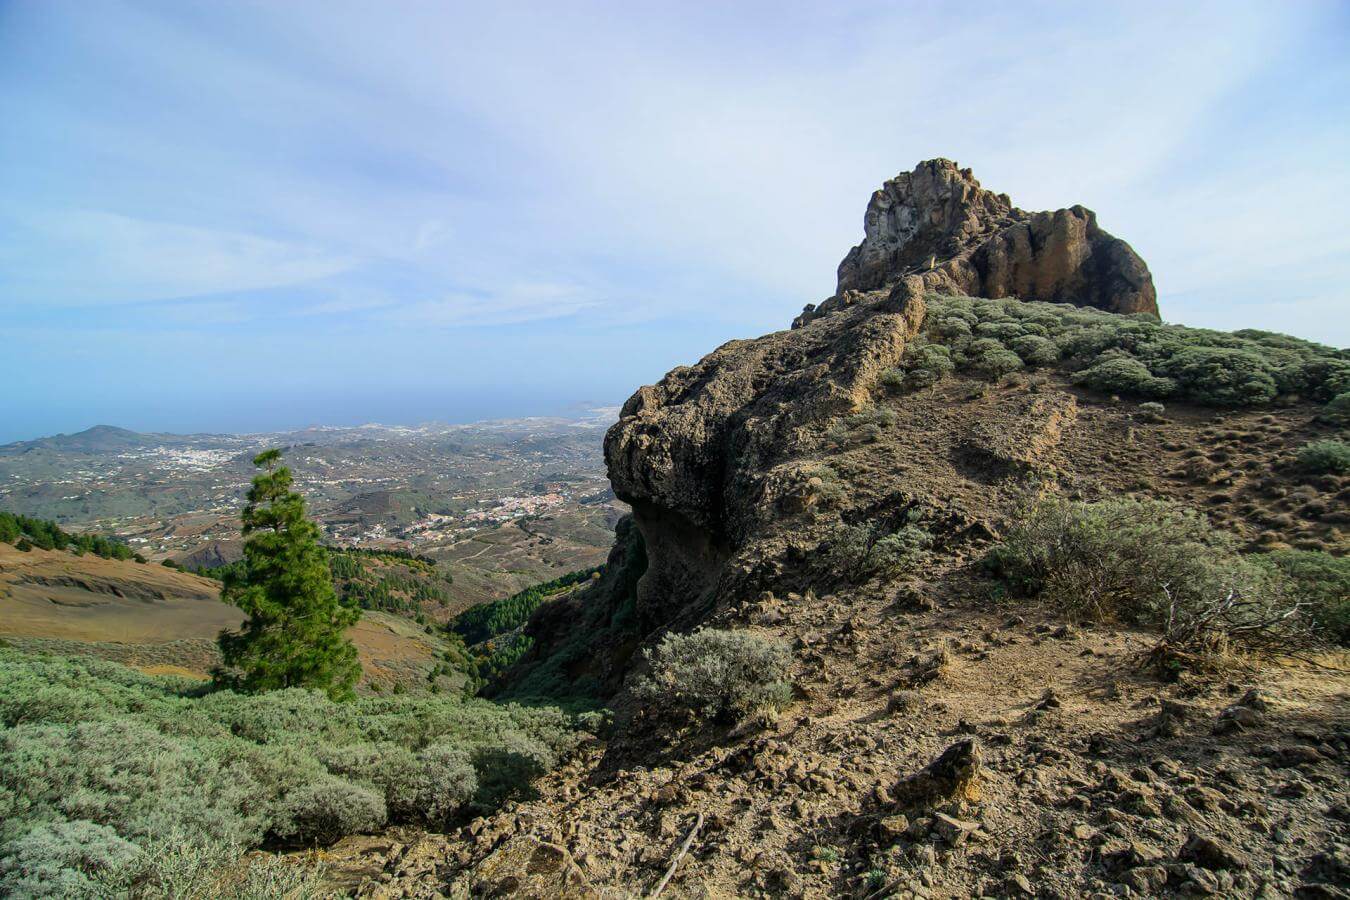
633;629;792;723
0;648;579;897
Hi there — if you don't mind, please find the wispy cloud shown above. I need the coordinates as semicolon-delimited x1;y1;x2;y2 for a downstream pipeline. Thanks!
4;211;357;306
0;0;1346;441
392;283;599;328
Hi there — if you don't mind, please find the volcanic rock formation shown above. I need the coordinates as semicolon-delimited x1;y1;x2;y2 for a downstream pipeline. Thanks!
600;161;1158;650
384;160;1349;900
834;158;1157;316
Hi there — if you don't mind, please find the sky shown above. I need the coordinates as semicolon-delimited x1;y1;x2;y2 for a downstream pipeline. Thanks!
2;0;1348;443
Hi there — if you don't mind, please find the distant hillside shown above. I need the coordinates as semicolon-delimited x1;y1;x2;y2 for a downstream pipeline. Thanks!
327;489;445;527
172;539;242;571
0;510;140;561
0;541;466;692
193;545;458;622
0;424;156;455
447;565;601;688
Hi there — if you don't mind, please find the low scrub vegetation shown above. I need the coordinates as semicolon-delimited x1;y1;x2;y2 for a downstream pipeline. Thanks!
827;406;898;446
1137;401;1166;422
916;295;1350;406
882;340;956;391
0;647;579;898
985;496;1325;662
828;517;933;581
1296;439;1350;475
633;629;792;724
1261;549;1350;646
1322;392;1350;423
793;462;846;510
1;824;330;900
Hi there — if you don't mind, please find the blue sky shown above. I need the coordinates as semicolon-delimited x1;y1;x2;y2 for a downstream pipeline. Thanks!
2;1;1347;443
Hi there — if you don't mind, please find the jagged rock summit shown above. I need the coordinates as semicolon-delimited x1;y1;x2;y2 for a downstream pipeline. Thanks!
834;158;1158;316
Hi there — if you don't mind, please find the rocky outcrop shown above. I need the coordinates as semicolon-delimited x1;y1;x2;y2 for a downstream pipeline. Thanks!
835;159;1157;316
517;160;1163;700
386;162;1350;900
604;277;929;637
463;836;596;898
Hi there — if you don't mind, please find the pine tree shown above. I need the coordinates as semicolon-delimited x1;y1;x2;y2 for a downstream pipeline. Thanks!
216;448;361;699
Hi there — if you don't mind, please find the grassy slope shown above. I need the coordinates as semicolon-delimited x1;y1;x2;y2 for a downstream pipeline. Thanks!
0;543;466;692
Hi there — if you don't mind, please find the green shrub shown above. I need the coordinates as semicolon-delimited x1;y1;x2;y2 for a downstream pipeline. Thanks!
794;463;846;509
987;496;1301;657
877;368;907;393
109;832;329;900
0;820;139;899
1156;347;1278;405
1322;392;1350;423
963;339;1024;380
1055;323;1129;361
1296;440;1350;475
1072;354;1175;398
1259;550;1350;645
633;629;792;724
904;367;947;391
410;745;479;821
1009;334;1059;367
828;520;933;581
897;342;955;391
1138;401;1166;421
0;647;580;891
828;406;897;446
273;777;385;846
918;295;1350;408
847;407;898;428
930;316;972;341
317;742;419;818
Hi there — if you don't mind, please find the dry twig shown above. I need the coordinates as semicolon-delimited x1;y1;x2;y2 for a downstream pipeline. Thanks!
648;811;703;899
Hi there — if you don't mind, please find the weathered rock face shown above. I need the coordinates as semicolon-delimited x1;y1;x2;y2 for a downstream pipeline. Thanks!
604;276;930;636
835;159;1157;316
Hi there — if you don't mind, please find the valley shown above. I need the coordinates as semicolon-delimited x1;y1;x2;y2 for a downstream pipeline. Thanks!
0;415;626;615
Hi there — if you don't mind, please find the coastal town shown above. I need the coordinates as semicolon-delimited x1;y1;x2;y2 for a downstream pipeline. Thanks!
0;419;624;597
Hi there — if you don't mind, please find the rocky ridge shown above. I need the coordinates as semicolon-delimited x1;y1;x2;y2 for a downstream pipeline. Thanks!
349;162;1348;898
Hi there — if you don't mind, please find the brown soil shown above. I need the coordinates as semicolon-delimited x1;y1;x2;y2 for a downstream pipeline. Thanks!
0;543;460;689
345;584;1348;899
334;375;1349;899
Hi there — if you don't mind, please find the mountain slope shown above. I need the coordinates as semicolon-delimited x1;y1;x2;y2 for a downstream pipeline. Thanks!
341;161;1350;899
0;424;161;455
0;543;465;690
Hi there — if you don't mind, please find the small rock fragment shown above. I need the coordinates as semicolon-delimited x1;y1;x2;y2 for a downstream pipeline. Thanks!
891;738;983;809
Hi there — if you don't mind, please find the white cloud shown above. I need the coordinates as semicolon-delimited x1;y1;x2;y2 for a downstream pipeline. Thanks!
3;0;1346;350
235;0;1343;335
3;210;357;306
391;282;599;328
